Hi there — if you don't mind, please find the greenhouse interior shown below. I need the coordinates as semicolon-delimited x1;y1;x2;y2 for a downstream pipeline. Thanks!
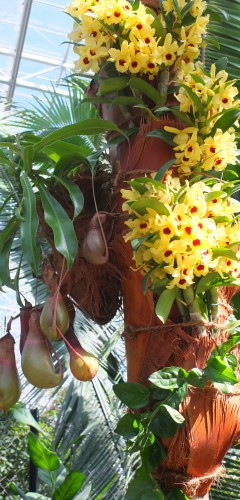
1;0;240;498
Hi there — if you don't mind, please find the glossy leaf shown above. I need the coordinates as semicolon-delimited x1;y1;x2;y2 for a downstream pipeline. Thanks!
38;183;78;269
141;440;167;473
155;287;179;323
147;129;175;145
131;233;157;252
28;432;60;471
129;77;162;105
211;247;238;261
149;367;184;390
52;175;84;219
115;413;141;439
150;406;184;438
179;84;203;113
113;382;150;409
0;216;20;251
99;77;129;95
205;356;238;384
146;8;166;41
125;473;164;500
154;159;176;181
53;153;91;176
211;108;240;136
112;96;144;106
11;403;45;435
23;144;34;173
52;471;86;500
131;198;170;216
33;119;124;153
20;172;40;274
0;236;14;288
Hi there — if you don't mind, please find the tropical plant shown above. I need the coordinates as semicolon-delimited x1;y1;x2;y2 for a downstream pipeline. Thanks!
1;2;240;498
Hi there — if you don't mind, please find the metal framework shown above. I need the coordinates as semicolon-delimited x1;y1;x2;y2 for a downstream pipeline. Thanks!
0;0;77;105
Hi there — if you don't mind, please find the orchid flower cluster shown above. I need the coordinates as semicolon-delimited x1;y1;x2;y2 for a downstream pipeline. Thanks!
164;64;240;175
65;0;209;78
122;176;240;290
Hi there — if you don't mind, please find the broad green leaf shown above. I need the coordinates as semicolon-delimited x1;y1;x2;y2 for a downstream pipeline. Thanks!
179;84;203;113
52;471;86;500
155;287;179;323
150;406;184;438
131;198;170;216
129;77;162;105
23;144;34;173
53;153;91;176
0;216;20;251
205;356;238;384
113;382;150;409
212;247;238;261
187;368;207;388
147;129;175;146
99;77;129;95
112;96;144;106
210;334;240;359
125;473;164;500
149;367;184;390
0;236;14;289
165;488;190;499
128;180;148;195
115;413;141;439
215;57;228;72
33;119;124;153
213;216;231;223
20;172;40;275
10;483;49;499
28;432;60;471
161;404;185;424
52;175;84;219
38;183;78;269
140;440;167;473
11;403;45;435
73;483;92;500
164;383;188;408
154;159;176;181
211;108;240;136
196;272;236;293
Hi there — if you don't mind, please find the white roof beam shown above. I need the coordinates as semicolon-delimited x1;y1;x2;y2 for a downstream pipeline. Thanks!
6;0;34;103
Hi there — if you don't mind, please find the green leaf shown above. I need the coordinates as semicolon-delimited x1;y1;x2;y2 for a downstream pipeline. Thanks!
53;153;91;176
115;413;141;439
113;382;150;409
205;356;238;385
28;432;60;471
23;144;34;173
131;198;170;216
149;367;185;390
179;84;203;113
165;488;190;499
140;440;167;473
0;216;20;251
52;471;86;500
164;383;188;407
129;77;162;105
11;403;45;435
99;77;129;95
14;252;24;307
205;190;226;201
212;247;238;261
154;159;176;181
211;108;240;136
210;334;240;359
112;96;144;106
131;233;157;252
187;368;207;388
0;236;14;288
196;272;235;293
52;175;84;219
147;129;175;146
33;119;124;153
0;193;15;216
155;287;179;323
20;172;40;275
125;473;164;500
150;405;184;437
38;183;78;269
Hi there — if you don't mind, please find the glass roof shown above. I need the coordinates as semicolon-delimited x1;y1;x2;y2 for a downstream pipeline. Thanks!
0;0;77;107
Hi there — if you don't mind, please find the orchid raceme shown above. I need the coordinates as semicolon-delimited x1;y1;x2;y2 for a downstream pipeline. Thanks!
65;0;209;78
122;175;240;289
